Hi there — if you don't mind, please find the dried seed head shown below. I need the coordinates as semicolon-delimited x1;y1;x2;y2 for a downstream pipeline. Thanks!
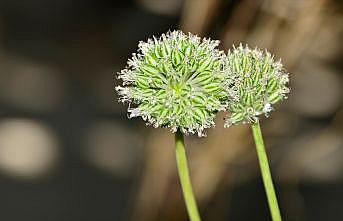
223;44;290;127
115;30;227;136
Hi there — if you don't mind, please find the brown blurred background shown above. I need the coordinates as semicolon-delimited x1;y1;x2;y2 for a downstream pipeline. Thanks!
0;0;342;220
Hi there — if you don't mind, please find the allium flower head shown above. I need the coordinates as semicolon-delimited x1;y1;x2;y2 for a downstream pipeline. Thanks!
224;44;290;127
116;30;227;136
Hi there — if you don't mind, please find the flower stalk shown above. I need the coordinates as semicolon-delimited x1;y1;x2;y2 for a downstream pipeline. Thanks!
251;120;282;221
223;44;289;221
116;31;290;221
175;130;201;221
116;30;228;221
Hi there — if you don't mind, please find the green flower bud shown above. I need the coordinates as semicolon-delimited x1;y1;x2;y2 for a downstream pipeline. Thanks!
116;30;227;136
223;44;290;127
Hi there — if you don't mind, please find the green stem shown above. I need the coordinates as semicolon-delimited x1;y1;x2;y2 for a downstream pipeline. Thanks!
251;121;282;221
175;130;201;221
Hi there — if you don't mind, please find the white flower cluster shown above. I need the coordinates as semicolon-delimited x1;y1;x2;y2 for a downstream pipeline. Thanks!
116;30;227;136
224;44;290;127
116;31;290;136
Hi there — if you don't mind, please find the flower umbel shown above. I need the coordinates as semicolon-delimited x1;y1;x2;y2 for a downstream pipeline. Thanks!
116;31;227;136
224;44;290;127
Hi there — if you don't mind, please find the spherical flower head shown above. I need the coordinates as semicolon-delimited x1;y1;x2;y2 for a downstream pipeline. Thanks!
224;44;290;127
116;30;227;136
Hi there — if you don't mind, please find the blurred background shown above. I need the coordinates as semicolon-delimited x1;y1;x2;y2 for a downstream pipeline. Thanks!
0;0;342;220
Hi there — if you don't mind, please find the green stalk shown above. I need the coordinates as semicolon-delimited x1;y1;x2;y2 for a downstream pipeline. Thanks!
175;130;201;221
251;121;282;221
